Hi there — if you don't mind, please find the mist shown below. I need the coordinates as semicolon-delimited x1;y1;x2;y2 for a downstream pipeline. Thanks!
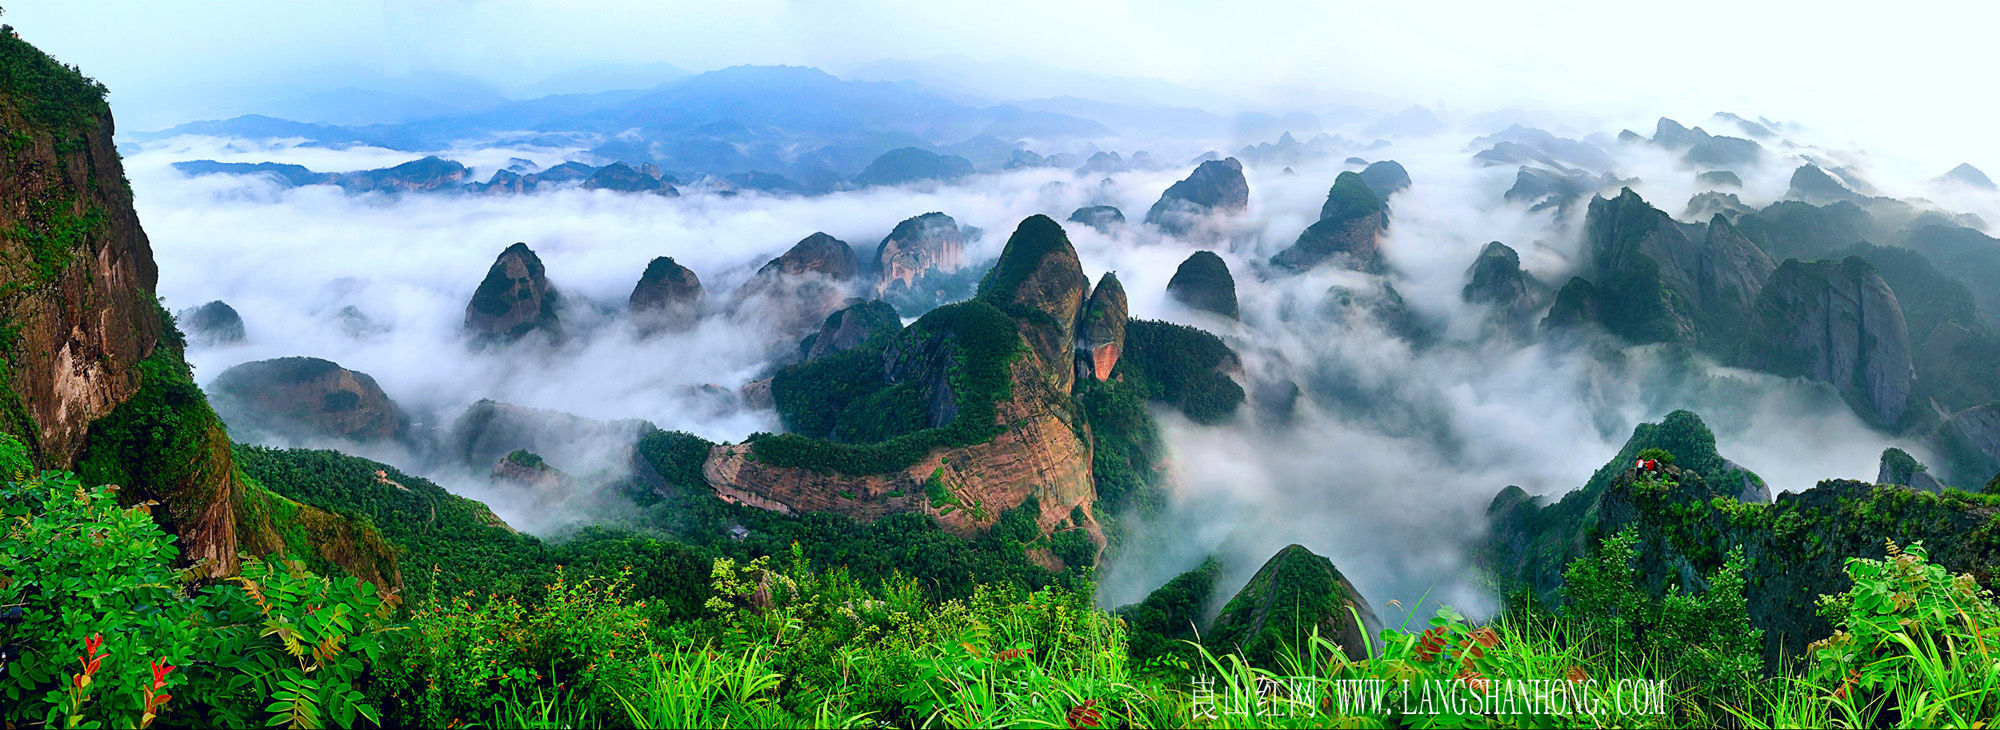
125;108;1982;616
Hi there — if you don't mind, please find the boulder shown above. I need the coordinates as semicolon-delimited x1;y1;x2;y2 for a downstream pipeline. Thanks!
1075;273;1128;382
875;212;966;297
1145;157;1249;235
628;256;703;332
209;357;407;444
1067;205;1126;233
1207;544;1381;663
1747;257;1915;428
179;300;246;346
1166;250;1239;319
465;242;562;343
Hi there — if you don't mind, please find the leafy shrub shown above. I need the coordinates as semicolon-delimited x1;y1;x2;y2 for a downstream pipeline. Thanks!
0;470;392;729
0;471;194;727
1803;541;2000;726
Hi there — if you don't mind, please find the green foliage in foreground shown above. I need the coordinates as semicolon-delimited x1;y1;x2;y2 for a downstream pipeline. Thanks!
10;465;2000;728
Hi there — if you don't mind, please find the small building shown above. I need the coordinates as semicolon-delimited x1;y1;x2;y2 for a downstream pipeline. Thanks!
728;524;751;541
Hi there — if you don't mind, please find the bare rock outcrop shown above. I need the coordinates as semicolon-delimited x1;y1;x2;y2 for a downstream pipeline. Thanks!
628;256;703;332
1145;157;1249;236
1076;273;1128;382
210;357;408;444
1747;257;1914;428
465;242;562;343
874;212;965;297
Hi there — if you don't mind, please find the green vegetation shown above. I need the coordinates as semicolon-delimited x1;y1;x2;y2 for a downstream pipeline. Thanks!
8;194;106;286
1320;170;1384;222
754;300;1021;476
10;455;2000;727
1;472;394;728
1206;545;1367;669
1080;374;1164;513
0;24;111;134
1116;558;1221;671
1116;319;1245;424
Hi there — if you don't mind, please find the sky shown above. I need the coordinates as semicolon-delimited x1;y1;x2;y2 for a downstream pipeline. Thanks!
8;0;2000;167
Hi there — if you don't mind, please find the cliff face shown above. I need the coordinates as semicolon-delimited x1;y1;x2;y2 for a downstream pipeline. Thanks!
705;350;1094;538
703;216;1109;543
1748;257;1914;428
0;50;158;467
0;33;398;587
1076;273;1128;382
1145;157;1249;236
874;212;965;297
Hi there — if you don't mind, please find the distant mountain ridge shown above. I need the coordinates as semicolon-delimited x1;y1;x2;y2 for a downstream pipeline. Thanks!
135;65;1114;192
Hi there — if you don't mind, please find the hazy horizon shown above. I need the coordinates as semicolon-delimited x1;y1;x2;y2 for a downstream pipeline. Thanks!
8;1;2000;171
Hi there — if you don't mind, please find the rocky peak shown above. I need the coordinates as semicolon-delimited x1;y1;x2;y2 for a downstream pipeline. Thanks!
1357;159;1411;197
628;256;704;332
1067;205;1126;233
1652;117;1710;148
760;232;860;280
1694;215;1776;338
1166;250;1239;319
976;215;1089;394
1748;257;1915;428
1787;164;1863;206
1075;273;1129;382
800;299;901;362
490;449;572;493
1876;448;1944;493
582;161;679;196
179;300;246;346
209;357;407;445
1462;241;1532;308
852;147;974;188
1272;172;1387;272
465;242;563;343
1208;544;1381;663
875;212;965;297
1938;163;1997;190
1144;157;1249;235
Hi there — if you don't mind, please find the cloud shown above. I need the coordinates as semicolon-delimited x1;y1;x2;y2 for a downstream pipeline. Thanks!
128;108;1980;610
